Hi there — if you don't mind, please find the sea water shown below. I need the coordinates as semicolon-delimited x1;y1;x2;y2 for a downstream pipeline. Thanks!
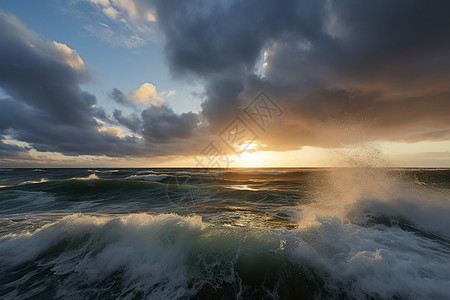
0;168;449;299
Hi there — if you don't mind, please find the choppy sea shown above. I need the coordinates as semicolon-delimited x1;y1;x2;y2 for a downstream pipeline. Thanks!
0;168;449;299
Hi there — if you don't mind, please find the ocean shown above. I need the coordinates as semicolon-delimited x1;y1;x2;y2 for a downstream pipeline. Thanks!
0;168;449;299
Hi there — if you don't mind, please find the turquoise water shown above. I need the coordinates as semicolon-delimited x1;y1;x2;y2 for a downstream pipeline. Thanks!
0;168;449;299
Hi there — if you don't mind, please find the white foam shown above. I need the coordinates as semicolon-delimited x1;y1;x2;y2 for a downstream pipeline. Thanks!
89;169;119;173
17;178;48;185
0;211;449;299
295;168;450;238
136;170;160;174
70;174;99;180
290;217;450;299
125;174;169;181
286;167;450;298
0;213;207;298
174;171;218;177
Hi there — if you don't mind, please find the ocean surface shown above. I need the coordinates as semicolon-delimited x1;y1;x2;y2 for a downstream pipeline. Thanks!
0;168;449;299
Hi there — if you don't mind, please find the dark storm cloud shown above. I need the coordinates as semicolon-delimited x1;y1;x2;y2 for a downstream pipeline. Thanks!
0;11;200;158
0;12;98;123
3;0;450;162
0;135;29;159
0;11;151;157
113;109;142;133
109;88;136;108
200;75;244;128
135;0;450;148
255;0;450;147
151;0;323;76
0;12;128;154
109;87;201;144
0;11;203;158
0;96;146;157
146;0;326;129
141;105;199;141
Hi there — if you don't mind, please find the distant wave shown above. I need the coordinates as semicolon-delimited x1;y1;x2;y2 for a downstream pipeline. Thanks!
136;170;161;175
17;178;48;185
174;171;221;177
70;174;100;180
88;169;120;173
125;174;169;181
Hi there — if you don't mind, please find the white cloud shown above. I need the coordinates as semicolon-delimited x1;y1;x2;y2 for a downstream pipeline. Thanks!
128;83;176;106
88;0;156;23
160;89;176;97
110;0;137;20
131;83;164;106
89;0;110;7
146;11;157;22
109;0;156;22
102;6;119;19
84;23;145;48
83;0;157;48
98;125;124;137
51;41;85;70
84;0;156;49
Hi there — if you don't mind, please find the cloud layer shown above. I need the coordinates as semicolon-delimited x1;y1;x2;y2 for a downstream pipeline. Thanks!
0;12;143;158
143;0;450;150
0;11;203;161
2;0;450;164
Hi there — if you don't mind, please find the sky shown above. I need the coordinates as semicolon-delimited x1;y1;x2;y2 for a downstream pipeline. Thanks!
0;0;450;168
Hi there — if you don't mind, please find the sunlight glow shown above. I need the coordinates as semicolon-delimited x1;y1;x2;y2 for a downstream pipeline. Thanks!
235;141;259;152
